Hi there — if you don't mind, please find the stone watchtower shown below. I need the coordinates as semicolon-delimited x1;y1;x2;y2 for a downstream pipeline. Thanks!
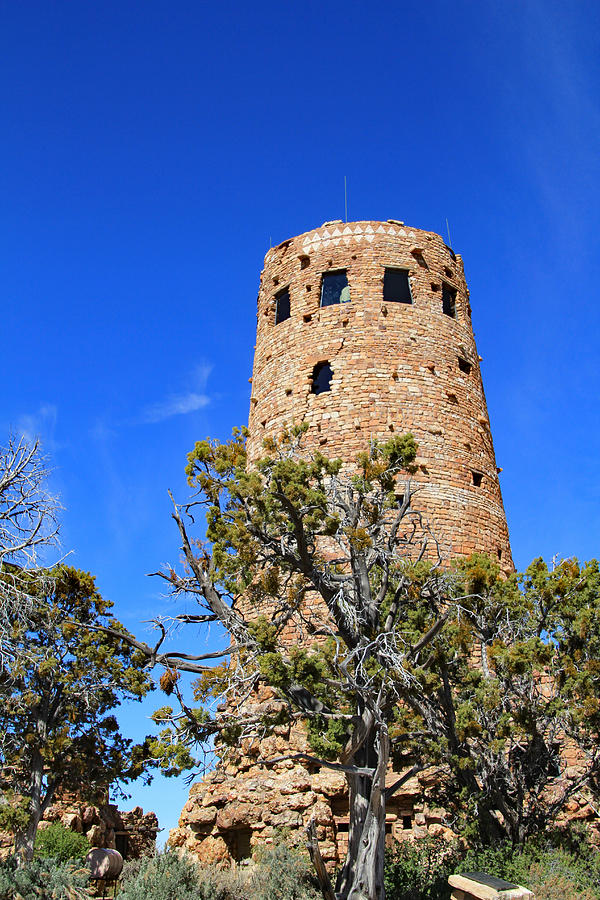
170;221;512;864
249;220;511;566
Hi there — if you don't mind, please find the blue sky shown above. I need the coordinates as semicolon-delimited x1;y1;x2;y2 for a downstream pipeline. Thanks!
2;1;599;840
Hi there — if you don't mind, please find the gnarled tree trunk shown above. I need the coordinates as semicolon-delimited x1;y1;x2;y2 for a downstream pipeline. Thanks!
334;724;389;900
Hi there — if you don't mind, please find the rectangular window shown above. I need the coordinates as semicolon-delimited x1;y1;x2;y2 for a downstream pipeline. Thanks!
442;283;457;318
321;270;349;307
275;287;291;324
383;268;412;304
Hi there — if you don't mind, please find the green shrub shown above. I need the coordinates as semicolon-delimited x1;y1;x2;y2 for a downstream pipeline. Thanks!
35;823;91;862
0;857;91;899
460;840;600;900
384;836;457;900
383;832;600;900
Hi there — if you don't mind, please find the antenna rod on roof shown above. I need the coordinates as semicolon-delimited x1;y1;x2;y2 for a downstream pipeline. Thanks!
344;176;348;223
446;217;453;249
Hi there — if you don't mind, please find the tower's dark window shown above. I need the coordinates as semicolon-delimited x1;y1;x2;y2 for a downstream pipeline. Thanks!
312;361;333;394
472;471;483;487
458;357;471;374
275;287;291;324
321;270;349;307
442;283;457;318
383;268;412;304
402;816;412;830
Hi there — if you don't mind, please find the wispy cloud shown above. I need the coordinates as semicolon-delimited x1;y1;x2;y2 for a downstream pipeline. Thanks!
137;363;212;425
13;404;60;450
139;392;210;424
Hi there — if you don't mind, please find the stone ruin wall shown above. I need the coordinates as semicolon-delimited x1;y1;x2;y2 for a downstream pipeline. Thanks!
0;794;158;860
169;221;515;866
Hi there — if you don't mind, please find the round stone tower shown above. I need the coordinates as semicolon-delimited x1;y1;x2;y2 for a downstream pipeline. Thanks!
169;220;513;866
248;220;512;567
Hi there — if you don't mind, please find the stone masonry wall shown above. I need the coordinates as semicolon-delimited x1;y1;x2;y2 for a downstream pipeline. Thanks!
0;796;158;860
169;221;514;866
248;220;512;567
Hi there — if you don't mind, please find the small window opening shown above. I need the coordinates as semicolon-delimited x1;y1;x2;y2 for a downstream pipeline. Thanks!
383;268;412;304
447;392;458;404
311;361;333;394
285;388;292;396
336;822;350;833
442;283;457;318
458;357;471;374
444;266;453;278
275;287;291;324
299;254;310;269
306;284;312;291
402;816;412;830
303;314;312;323
497;547;502;560
431;282;440;292
472;471;483;487
321;270;349;307
115;833;128;859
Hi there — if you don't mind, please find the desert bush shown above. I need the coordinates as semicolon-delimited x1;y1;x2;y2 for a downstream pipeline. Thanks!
384;835;458;900
35;823;90;862
247;842;320;900
118;843;319;900
0;857;91;899
460;840;600;900
383;832;600;900
116;851;203;900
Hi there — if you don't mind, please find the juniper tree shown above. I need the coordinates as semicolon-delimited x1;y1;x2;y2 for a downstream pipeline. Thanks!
116;427;600;900
113;426;450;900
0;566;158;862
